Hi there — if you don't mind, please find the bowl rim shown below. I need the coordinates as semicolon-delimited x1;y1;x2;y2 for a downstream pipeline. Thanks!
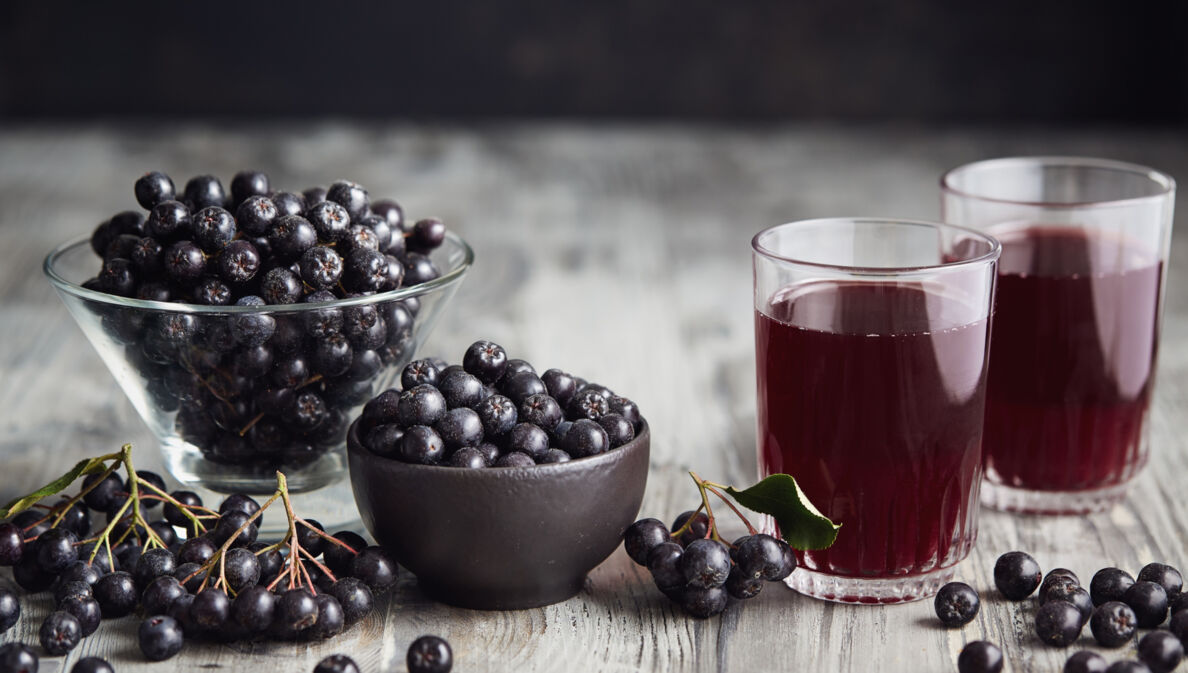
43;231;475;314
347;416;650;475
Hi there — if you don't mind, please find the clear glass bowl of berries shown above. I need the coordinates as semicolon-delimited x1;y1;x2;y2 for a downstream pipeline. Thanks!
42;171;473;526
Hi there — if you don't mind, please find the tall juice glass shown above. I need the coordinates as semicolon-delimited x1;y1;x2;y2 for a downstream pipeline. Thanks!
753;218;1000;603
942;157;1175;514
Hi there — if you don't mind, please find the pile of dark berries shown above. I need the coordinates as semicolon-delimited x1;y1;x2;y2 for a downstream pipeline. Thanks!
357;340;643;467
0;460;393;665
623;512;795;618
940;551;1187;673
79;170;451;474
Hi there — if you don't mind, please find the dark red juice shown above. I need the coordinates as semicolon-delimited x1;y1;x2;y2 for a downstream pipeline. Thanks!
756;282;988;579
983;226;1162;491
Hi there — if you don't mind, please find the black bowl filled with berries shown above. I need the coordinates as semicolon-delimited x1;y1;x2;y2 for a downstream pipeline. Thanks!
346;340;650;610
44;171;473;496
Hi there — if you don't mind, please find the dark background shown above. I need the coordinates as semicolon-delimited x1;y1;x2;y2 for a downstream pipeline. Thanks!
2;1;1186;124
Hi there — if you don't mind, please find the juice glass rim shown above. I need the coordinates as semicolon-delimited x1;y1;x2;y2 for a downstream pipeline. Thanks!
751;217;1001;276
940;156;1176;209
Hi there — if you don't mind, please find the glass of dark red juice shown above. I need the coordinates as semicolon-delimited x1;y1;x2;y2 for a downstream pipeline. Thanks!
752;218;1000;604
942;157;1175;515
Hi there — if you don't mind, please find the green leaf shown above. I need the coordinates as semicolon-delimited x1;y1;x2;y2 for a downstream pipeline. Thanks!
0;458;109;520
725;474;841;551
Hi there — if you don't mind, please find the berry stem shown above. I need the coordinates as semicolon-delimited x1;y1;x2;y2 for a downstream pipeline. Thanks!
87;497;131;570
118;448;168;551
237;412;266;438
196;490;279;594
298;545;337;584
702;484;759;536
46;458;120;530
296;517;359;556
194;370;235;408
688;472;723;543
295;374;324;391
135;477;215;536
276;472;317;594
668;503;706;540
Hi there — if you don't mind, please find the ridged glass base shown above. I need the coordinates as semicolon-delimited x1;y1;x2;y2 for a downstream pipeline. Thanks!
980;479;1130;515
785;566;956;604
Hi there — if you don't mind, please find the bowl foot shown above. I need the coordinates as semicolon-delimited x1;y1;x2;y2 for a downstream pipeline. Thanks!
417;575;587;610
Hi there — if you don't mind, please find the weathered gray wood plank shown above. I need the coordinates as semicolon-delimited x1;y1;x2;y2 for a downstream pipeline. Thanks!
0;124;1186;672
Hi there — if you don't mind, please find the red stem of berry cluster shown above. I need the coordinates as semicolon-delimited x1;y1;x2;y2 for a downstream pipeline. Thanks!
668;472;760;545
180;471;361;597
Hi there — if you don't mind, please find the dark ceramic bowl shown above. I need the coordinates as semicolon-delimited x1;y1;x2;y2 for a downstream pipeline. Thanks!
346;417;650;610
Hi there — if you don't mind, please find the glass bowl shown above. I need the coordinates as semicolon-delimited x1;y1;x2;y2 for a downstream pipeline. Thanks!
43;233;472;505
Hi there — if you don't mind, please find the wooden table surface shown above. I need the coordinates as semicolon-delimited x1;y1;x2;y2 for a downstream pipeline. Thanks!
1;123;1186;672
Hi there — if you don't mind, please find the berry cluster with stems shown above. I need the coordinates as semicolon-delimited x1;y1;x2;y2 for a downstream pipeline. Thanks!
0;444;394;664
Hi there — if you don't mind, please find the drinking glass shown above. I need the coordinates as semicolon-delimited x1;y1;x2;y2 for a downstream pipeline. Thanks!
942;157;1175;514
752;218;999;603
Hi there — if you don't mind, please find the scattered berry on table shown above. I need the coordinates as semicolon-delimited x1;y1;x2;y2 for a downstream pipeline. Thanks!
1035;599;1084;647
1137;563;1183;601
1092;568;1136;606
1090;601;1139;648
314;654;361;673
0;589;18;633
0;642;38;673
138;615;184;661
1125;581;1169;628
1045;583;1094;626
71;656;116;673
1138;630;1184;673
1171;609;1188;645
1064;651;1108;673
1171;592;1188;616
934;582;980;627
957;640;1003;673
38;610;81;656
993;551;1042;600
1040;574;1081;605
59;596;101;637
407;634;453;673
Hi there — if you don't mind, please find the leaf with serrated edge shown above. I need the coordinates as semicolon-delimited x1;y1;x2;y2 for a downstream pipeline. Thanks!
725;474;840;550
0;458;109;519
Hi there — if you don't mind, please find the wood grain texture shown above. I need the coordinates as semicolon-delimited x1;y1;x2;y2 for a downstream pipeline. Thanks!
0;124;1186;672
